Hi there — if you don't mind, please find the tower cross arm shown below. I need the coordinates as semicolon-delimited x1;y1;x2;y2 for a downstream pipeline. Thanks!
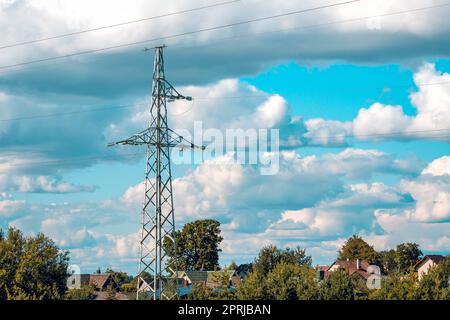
107;129;151;147
162;79;192;102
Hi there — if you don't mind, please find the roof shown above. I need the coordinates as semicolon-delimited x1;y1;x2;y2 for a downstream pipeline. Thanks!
207;270;236;282
79;274;115;289
181;270;237;284
327;260;371;279
315;265;329;272
414;255;446;269
183;271;208;283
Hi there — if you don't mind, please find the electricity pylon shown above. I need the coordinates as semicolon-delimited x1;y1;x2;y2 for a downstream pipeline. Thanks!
108;46;204;300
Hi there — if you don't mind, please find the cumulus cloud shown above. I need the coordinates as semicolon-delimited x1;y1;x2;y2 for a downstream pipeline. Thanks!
303;63;450;143
122;148;420;235
422;155;450;176
0;175;96;193
2;0;450;95
353;63;450;141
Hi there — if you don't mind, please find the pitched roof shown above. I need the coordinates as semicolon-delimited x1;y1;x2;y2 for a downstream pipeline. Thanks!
315;265;329;272
327;260;371;279
181;270;237;284
414;255;446;269
184;271;208;283
207;270;236;282
79;274;115;289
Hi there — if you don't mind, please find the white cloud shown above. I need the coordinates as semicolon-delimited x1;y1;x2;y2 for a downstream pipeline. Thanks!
11;175;96;193
306;63;450;143
422;155;450;176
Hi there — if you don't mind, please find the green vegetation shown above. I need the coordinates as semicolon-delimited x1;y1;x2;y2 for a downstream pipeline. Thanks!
0;227;69;300
65;285;96;300
164;219;223;271
0;223;448;301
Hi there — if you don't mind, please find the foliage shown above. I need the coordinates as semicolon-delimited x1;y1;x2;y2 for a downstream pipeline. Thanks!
265;262;319;300
395;243;422;273
236;246;314;300
186;283;214;300
105;268;133;287
337;235;379;264
65;285;96;300
379;249;397;274
417;256;450;300
370;270;419;300
253;245;312;276
106;283;117;300
164;219;223;271
319;270;357;300
228;261;238;270
0;227;69;300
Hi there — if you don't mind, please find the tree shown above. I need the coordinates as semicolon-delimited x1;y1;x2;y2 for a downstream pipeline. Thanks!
164;219;223;271
417;256;450;300
236;246;313;300
370;270;419;300
106;283;117;300
235;270;265;300
186;283;213;300
105;268;133;287
338;235;379;264
319;270;356;300
265;262;319;300
228;261;238;270
65;285;96;300
0;227;69;300
395;243;422;273
253;245;312;276
379;249;397;274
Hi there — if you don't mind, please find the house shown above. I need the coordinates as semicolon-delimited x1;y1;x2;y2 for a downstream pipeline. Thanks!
414;255;446;281
315;265;329;281
178;270;240;289
327;259;371;280
78;274;119;291
235;264;252;281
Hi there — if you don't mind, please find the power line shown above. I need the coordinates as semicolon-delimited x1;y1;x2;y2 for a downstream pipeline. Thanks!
0;1;447;76
169;1;450;50
306;128;450;142
0;0;360;71
2;128;450;170
0;0;241;50
1;80;449;122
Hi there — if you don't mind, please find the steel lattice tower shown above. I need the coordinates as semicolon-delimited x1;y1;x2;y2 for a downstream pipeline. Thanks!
109;46;203;300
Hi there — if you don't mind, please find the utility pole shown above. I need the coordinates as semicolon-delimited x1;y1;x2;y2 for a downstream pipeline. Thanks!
108;46;204;300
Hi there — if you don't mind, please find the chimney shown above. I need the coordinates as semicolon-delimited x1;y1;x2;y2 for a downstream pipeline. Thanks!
356;259;360;270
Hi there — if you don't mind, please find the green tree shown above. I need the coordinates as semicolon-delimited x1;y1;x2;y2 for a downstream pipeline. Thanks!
208;271;236;300
228;261;238;270
319;270;356;300
65;285;96;300
235;269;265;300
164;219;223;271
379;249;397;274
370;270;419;300
106;283;117;300
265;262;319;300
253;245;312;276
105;268;133;287
417;256;450;300
186;283;213;300
0;228;69;300
395;243;422;273
338;235;379;264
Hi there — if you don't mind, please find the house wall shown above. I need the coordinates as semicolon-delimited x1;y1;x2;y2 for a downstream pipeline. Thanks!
329;265;341;272
418;259;436;281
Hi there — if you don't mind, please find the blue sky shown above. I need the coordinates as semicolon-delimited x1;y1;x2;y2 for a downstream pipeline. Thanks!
1;0;450;274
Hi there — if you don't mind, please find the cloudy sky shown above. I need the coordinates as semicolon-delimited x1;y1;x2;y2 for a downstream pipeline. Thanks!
0;0;449;274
